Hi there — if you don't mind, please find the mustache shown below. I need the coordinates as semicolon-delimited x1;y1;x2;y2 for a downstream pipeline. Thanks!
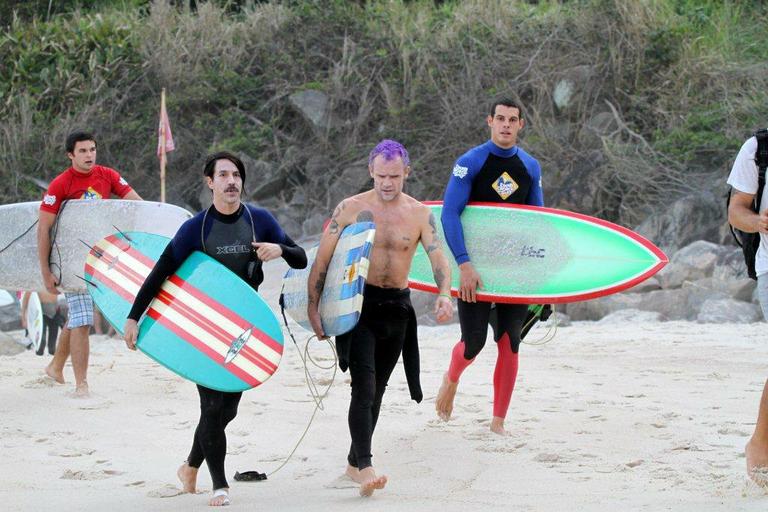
225;186;240;192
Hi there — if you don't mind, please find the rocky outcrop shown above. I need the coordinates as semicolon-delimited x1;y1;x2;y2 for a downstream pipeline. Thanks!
563;240;763;323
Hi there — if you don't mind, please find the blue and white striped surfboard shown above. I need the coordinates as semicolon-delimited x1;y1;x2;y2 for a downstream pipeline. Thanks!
281;222;375;336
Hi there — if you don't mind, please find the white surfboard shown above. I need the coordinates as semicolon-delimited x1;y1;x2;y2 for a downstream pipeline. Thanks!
0;200;192;292
25;292;44;353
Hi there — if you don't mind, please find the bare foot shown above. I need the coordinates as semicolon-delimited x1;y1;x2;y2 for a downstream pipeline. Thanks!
436;373;458;421
490;416;509;436
45;364;65;384
177;463;198;493
358;467;387;497
746;439;768;486
73;382;90;398
209;488;230;506
345;464;360;481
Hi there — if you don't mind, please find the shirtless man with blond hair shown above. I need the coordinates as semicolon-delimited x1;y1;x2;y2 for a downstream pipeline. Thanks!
308;139;453;497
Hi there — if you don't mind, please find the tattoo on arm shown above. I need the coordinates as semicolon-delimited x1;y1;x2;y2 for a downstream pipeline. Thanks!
314;272;327;295
308;270;327;308
433;267;446;290
357;210;374;223
424;213;442;253
328;220;339;235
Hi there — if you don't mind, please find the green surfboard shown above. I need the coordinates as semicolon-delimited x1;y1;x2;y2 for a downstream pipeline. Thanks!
408;202;667;304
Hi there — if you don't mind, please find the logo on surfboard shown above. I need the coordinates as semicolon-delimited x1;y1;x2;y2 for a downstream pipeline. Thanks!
224;327;253;365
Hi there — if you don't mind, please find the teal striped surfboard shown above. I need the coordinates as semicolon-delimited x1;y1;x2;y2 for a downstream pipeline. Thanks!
85;232;284;392
409;202;667;304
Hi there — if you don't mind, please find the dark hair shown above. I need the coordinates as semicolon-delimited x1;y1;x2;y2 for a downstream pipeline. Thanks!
65;131;96;153
203;151;246;186
489;98;524;119
368;139;410;168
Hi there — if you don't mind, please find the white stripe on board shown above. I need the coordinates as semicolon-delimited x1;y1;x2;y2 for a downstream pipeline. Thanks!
150;300;271;382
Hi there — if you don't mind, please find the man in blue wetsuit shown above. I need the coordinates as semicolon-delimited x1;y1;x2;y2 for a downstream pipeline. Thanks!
435;98;543;436
123;151;307;506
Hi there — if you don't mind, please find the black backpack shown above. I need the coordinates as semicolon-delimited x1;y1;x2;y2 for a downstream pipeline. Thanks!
728;128;768;280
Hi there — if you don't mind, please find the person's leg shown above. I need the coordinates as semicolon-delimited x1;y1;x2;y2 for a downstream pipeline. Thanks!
46;327;69;383
92;308;104;335
63;292;93;396
188;385;241;497
436;300;492;421
46;316;59;355
747;276;768;482
489;304;527;435
346;320;377;472
68;326;90;395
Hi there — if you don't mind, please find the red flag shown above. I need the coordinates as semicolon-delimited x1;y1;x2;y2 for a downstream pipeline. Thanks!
157;98;175;157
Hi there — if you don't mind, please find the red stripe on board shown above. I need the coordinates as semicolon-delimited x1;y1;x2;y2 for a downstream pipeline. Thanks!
102;237;282;357
167;274;283;355
104;234;159;269
147;308;260;388
89;255;275;380
85;262;136;304
90;248;148;289
155;289;278;375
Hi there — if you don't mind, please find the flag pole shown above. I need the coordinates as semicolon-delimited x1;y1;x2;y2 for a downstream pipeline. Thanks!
159;88;167;203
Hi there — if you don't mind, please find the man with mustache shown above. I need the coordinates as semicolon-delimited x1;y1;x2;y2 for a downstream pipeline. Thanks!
435;98;544;436
307;139;454;497
38;130;142;396
123;151;307;506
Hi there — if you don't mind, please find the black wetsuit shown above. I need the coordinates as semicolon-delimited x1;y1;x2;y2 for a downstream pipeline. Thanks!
127;204;307;490
334;284;419;470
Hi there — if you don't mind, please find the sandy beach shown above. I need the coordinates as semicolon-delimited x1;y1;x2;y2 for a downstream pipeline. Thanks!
2;260;768;511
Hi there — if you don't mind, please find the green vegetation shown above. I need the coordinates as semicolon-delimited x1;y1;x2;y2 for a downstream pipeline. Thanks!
1;0;767;228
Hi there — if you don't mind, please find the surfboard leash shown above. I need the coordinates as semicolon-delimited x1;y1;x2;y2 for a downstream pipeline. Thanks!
521;304;559;346
0;218;37;255
260;288;338;478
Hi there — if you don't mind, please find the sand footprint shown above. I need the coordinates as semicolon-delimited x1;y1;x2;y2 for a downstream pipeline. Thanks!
48;447;95;458
324;474;358;490
22;376;58;389
147;484;185;498
61;469;123;480
145;409;176;417
77;399;113;411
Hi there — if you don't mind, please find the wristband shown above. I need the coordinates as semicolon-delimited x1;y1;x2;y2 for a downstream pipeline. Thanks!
439;293;451;298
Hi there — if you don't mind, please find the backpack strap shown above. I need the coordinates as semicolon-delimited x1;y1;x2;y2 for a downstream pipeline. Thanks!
754;129;768;212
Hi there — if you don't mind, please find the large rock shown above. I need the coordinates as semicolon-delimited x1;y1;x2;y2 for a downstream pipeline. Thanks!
712;246;749;281
545;149;605;213
564;293;644;321
656;241;733;289
634;192;725;255
597;309;662;324
567;286;718;322
247;159;285;201
329;163;372;209
697;299;763;323
553;65;593;113
289;90;331;130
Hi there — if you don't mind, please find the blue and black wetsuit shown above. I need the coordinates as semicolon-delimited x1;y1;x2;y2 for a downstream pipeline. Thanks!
128;203;307;491
442;140;543;358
